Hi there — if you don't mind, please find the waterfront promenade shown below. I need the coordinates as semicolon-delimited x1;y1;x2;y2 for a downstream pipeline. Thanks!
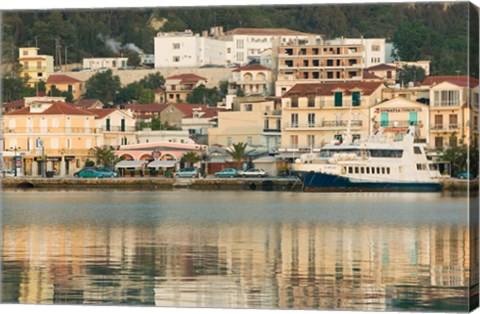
1;176;476;191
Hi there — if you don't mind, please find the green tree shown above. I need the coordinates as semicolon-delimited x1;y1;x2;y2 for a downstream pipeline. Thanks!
1;75;35;102
126;51;141;67
392;21;429;61
397;65;426;85
441;142;478;178
138;72;165;90
116;82;143;104
94;146;117;168
47;85;74;102
138;88;154;104
85;69;121;104
187;84;221;107
225;142;254;164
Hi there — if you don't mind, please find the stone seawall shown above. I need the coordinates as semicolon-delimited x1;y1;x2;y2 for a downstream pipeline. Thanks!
1;177;303;192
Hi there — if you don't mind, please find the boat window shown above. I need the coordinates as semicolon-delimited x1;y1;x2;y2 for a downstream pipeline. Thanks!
429;164;438;170
413;146;422;154
355;167;359;174
319;149;362;158
381;167;385;174
376;167;380;174
371;167;375;174
361;167;365;174
417;164;427;170
387;168;390;174
366;167;370;174
369;149;403;158
348;167;353;174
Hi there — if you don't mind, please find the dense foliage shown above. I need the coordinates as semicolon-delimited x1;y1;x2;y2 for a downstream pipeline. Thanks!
2;3;477;77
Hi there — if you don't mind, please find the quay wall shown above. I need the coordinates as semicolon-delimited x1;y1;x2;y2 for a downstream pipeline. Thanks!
0;177;303;192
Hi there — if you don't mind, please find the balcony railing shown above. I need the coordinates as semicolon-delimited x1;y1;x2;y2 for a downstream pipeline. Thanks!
377;120;423;128
431;124;459;131
284;120;363;129
4;126;135;134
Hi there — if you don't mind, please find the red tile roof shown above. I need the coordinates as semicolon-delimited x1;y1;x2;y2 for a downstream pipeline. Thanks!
166;73;207;84
46;74;83;84
82;108;117;119
366;63;398;71
124;104;169;112
422;76;479;88
3;99;25;111
232;64;270;72
282;81;384;97
153;87;166;93
362;70;382;80
225;28;314;36
76;99;103;108
166;103;225;118
5;102;95;116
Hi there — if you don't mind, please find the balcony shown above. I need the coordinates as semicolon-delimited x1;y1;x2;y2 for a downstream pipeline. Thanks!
431;124;459;131
377;120;423;128
4;127;101;134
263;128;281;135
284;120;363;130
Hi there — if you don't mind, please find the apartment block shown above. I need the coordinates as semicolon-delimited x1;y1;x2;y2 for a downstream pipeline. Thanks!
276;44;365;96
18;47;54;87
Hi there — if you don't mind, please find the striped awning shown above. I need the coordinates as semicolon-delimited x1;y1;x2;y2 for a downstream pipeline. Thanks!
147;160;177;169
114;160;147;169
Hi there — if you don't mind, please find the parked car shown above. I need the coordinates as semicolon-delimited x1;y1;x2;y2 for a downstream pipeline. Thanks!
1;169;15;177
214;168;240;178
175;167;200;178
74;168;105;178
457;172;473;179
239;168;268;178
96;167;118;177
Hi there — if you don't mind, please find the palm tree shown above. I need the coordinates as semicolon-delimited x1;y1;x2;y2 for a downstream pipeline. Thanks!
94;146;117;168
181;151;202;167
225;142;254;164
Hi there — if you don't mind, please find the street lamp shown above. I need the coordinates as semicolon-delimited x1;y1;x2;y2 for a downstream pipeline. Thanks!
10;146;21;177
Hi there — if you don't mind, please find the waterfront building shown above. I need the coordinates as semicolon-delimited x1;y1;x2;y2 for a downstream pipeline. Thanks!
164;73;207;103
422;76;479;149
18;47;54;88
45;74;85;100
2;101;98;176
2;96;66;114
135;129;194;145
82;57;128;70
208;96;281;154
83;108;136;148
181;106;225;145
275;43;365;96
227;64;273;97
369;97;430;143
279;81;384;155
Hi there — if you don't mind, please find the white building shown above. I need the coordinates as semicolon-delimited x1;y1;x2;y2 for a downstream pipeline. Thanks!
326;37;386;68
82;57;128;70
153;27;323;68
135;130;194;145
154;29;227;68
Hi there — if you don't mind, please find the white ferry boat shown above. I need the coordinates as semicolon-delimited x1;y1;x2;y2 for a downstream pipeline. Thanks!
292;126;442;191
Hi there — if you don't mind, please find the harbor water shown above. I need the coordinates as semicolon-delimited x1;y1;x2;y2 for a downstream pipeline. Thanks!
0;190;475;311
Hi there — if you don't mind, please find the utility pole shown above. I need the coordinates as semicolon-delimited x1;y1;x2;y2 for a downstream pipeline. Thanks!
55;37;62;71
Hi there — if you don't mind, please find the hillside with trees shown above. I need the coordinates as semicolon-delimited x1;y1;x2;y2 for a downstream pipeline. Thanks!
1;3;478;78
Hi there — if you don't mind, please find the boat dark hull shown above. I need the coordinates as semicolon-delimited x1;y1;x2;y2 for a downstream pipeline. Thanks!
295;171;442;192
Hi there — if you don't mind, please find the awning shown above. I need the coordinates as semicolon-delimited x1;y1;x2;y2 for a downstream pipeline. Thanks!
147;160;177;169
115;160;147;169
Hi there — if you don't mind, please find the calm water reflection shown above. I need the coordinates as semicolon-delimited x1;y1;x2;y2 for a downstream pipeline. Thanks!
1;190;474;311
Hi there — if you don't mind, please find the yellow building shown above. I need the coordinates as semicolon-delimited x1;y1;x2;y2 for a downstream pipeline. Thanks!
279;81;384;153
369;97;429;143
18;47;54;87
228;64;273;96
208;96;281;153
423;76;479;150
3;101;98;176
164;73;207;103
46;74;85;100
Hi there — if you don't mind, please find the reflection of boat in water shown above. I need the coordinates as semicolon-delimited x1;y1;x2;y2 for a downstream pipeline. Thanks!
292;126;442;191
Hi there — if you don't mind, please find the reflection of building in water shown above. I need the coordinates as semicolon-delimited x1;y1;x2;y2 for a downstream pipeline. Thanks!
2;221;472;310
